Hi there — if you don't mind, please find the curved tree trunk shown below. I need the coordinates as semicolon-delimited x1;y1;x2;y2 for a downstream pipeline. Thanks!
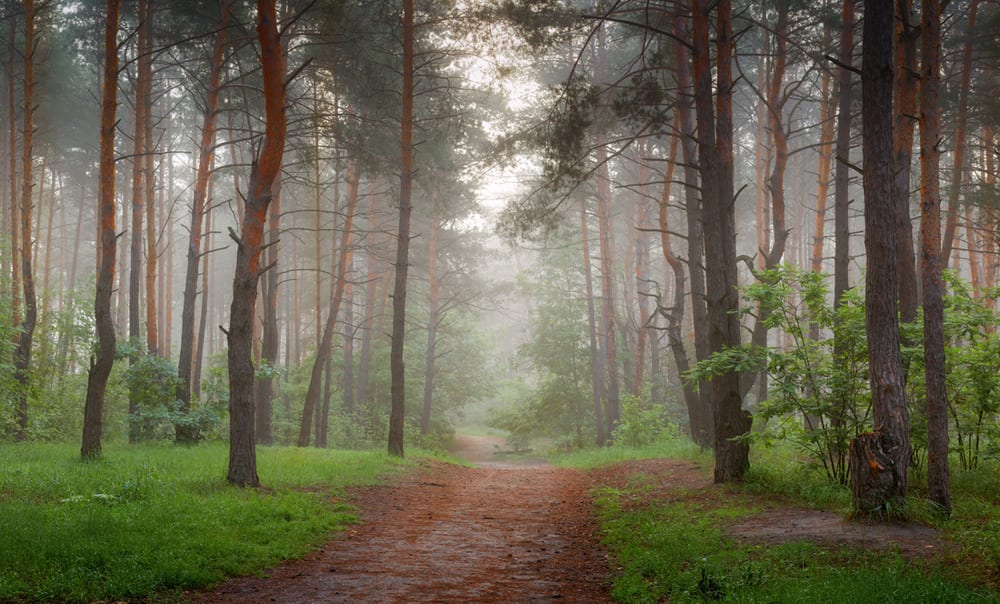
227;0;285;486
82;0;120;460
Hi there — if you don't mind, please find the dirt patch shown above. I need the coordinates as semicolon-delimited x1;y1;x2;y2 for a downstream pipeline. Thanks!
728;507;948;558
586;458;948;559
186;437;610;603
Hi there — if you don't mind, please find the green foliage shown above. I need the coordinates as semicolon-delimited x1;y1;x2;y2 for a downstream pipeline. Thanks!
907;274;1000;471
687;266;871;484
0;442;405;603
612;393;672;448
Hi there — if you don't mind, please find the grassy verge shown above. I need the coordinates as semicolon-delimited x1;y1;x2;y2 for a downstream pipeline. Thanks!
549;433;710;469
0;442;406;603
584;440;999;603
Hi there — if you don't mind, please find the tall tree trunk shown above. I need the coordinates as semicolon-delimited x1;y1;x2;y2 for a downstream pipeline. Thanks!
82;0;120;460
193;177;213;402
919;0;951;515
851;0;910;516
659;130;702;443
673;8;713;446
143;0;158;355
811;24;835;281
893;0;919;325
833;0;855;312
595;145;620;434
227;0;285;486
691;0;749;481
178;0;234;442
127;0;151;443
942;0;979;265
7;0;19;338
13;0;36;441
358;190;380;409
580;198;606;446
342;261;355;415
387;0;414;458
255;166;280;446
298;163;360;447
420;196;440;436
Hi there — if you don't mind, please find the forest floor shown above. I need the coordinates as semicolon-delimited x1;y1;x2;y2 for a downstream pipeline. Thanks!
186;435;950;604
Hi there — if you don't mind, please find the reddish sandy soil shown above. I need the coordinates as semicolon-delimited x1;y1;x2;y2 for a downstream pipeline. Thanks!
186;435;611;603
187;438;951;603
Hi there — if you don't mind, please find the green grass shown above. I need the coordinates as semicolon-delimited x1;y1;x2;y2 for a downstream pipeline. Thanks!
549;433;710;469
595;484;997;603
588;440;1000;603
0;442;406;603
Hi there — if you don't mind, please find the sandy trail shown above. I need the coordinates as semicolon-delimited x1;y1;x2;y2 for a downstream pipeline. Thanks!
188;434;610;603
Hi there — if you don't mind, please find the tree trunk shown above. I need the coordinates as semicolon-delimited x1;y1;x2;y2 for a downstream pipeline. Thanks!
14;0;37;441
811;24;835;280
143;0;158;355
691;0;749;481
387;0;414;458
227;0;285;487
358;190;380;409
659;130;702;444
580;198;606;446
420;196;441;436
342;262;355;416
833;0;855;312
893;0;919;325
193;181;213;402
673;8;713;446
7;0;20;338
177;0;234;443
298;163;360;447
82;0;120;460
942;0;979;266
255;166;280;446
127;0;150;443
851;0;910;516
595;144;621;434
919;0;951;515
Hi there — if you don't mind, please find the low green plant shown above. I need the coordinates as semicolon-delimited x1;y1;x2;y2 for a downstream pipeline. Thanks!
687;266;871;485
0;442;405;603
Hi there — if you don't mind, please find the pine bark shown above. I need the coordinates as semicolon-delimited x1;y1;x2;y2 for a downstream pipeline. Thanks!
893;0;919;324
691;0;749;481
580;198;606;446
82;0;121;460
919;0;951;515
420;196;441;435
851;0;910;516
227;0;285;486
673;9;713;446
833;0;855;312
14;0;37;441
387;0;414;458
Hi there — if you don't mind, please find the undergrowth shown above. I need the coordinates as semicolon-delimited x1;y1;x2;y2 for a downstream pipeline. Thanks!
0;442;406;603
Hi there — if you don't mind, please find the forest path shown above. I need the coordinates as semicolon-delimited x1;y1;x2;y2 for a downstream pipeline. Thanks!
187;434;611;603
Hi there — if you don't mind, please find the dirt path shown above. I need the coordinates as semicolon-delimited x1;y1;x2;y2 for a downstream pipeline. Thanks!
188;435;610;603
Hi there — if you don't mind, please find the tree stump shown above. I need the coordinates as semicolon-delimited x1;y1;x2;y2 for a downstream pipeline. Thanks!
849;431;904;518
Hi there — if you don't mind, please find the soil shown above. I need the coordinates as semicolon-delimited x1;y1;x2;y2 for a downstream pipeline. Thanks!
186;435;611;603
186;439;949;604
